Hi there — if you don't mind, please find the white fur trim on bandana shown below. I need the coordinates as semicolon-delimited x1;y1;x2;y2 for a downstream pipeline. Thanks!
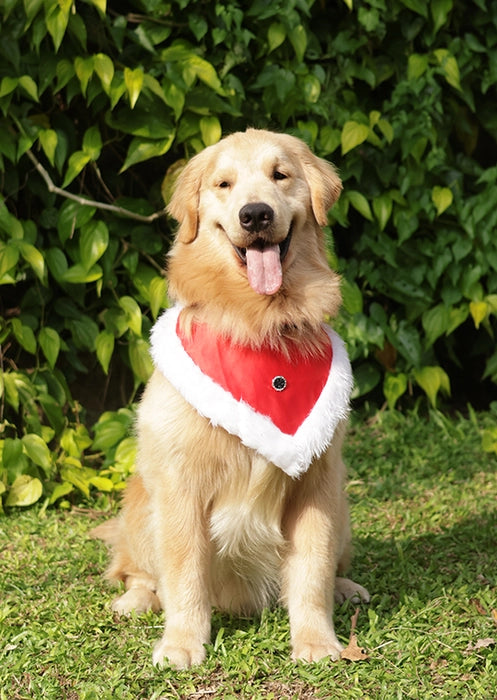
150;306;353;478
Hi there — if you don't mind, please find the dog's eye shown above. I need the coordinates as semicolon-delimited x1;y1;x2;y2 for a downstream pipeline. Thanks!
273;171;287;181
218;181;231;189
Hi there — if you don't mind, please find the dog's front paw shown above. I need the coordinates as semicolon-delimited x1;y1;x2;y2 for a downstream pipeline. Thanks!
152;635;206;669
292;635;343;663
334;577;370;605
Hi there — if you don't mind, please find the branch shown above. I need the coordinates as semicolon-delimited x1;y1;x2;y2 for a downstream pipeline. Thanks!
26;150;168;224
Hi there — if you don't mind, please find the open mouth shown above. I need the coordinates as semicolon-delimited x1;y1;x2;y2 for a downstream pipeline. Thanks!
232;225;293;266
231;225;293;296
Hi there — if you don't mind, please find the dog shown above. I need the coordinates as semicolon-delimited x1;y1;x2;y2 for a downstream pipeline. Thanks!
93;128;369;669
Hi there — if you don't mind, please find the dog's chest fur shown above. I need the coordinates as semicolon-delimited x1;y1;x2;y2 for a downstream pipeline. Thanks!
207;452;290;612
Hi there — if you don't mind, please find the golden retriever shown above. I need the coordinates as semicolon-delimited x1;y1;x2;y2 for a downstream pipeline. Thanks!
93;128;369;669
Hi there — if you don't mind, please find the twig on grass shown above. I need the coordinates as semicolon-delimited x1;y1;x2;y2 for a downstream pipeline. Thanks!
340;607;369;661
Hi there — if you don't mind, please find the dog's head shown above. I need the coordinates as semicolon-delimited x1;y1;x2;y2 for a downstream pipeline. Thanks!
167;129;342;297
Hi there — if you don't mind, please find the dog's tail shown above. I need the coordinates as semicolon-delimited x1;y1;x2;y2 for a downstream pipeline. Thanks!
90;518;120;545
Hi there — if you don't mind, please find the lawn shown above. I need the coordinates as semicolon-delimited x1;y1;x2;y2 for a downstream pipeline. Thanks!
1;409;496;699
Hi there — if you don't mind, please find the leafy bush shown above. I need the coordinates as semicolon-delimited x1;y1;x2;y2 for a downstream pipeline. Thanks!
1;0;496;510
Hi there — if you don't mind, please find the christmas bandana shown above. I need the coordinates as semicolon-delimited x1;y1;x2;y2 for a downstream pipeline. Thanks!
150;306;353;478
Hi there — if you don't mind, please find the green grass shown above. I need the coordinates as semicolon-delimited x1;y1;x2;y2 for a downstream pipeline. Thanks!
1;409;497;699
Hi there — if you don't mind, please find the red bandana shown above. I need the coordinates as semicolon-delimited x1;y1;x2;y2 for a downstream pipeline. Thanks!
150;306;352;477
177;317;332;436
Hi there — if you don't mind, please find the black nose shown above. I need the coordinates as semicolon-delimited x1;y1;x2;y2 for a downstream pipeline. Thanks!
239;203;274;233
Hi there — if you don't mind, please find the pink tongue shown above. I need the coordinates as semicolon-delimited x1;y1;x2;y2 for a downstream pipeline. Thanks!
246;244;282;295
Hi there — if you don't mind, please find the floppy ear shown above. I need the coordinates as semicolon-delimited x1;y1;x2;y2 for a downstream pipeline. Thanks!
166;152;205;243
300;152;342;227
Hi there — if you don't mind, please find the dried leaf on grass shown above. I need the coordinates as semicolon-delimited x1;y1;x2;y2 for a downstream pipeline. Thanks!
470;598;487;616
465;638;495;653
340;608;369;662
469;598;497;627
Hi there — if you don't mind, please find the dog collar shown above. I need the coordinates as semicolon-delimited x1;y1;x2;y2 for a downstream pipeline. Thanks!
150;306;352;478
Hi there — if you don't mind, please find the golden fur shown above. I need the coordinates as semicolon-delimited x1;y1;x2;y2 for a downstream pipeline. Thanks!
93;129;369;669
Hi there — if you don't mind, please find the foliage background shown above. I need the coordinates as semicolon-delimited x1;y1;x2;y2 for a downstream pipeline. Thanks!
1;0;496;509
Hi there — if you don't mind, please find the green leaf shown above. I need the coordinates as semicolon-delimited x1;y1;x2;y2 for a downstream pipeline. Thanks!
120;135;175;172
400;0;428;16
340;278;363;314
128;337;153;384
431;0;453;33
38;326;61;368
113;437;137;474
347;191;373;221
119;296;142;336
267;22;286;52
95;330;115;374
61;263;103;284
46;247;68;281
45;0;72;51
55;58;75;91
60;425;92;457
124;67;144;109
431;186;453;215
319;126;341;155
66;317;99;350
162;81;185;120
469;301;487;329
446;305;469;335
434;49;461;90
414;366;451;408
86;0;106;13
373;194;392;231
0;244;19;279
60;460;90;497
288;24;307;63
88;475;114;492
341;121;370;155
39;129;58;166
351;363;381;398
377;119;394;143
11;318;37;354
24;0;44;23
383;373;408;410
57;200;96;244
82;125;102;159
408;53;429;80
422;304;450;346
93;53;114;94
49;481;74;505
394;323;423;367
62;150;91;187
149;277;167;319
22;434;52;474
17;240;46;283
18;75;39;101
185;54;225;95
200;116;221;147
79;220;109;271
93;412;131;451
74;56;94;96
0;76;18;98
0;199;23;239
5;475;43;507
302;74;321;104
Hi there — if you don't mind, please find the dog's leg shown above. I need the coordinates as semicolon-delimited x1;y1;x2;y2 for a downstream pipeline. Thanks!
150;484;212;669
282;458;347;662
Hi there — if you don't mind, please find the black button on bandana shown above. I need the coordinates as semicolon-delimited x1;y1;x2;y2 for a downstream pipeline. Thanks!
272;375;287;392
